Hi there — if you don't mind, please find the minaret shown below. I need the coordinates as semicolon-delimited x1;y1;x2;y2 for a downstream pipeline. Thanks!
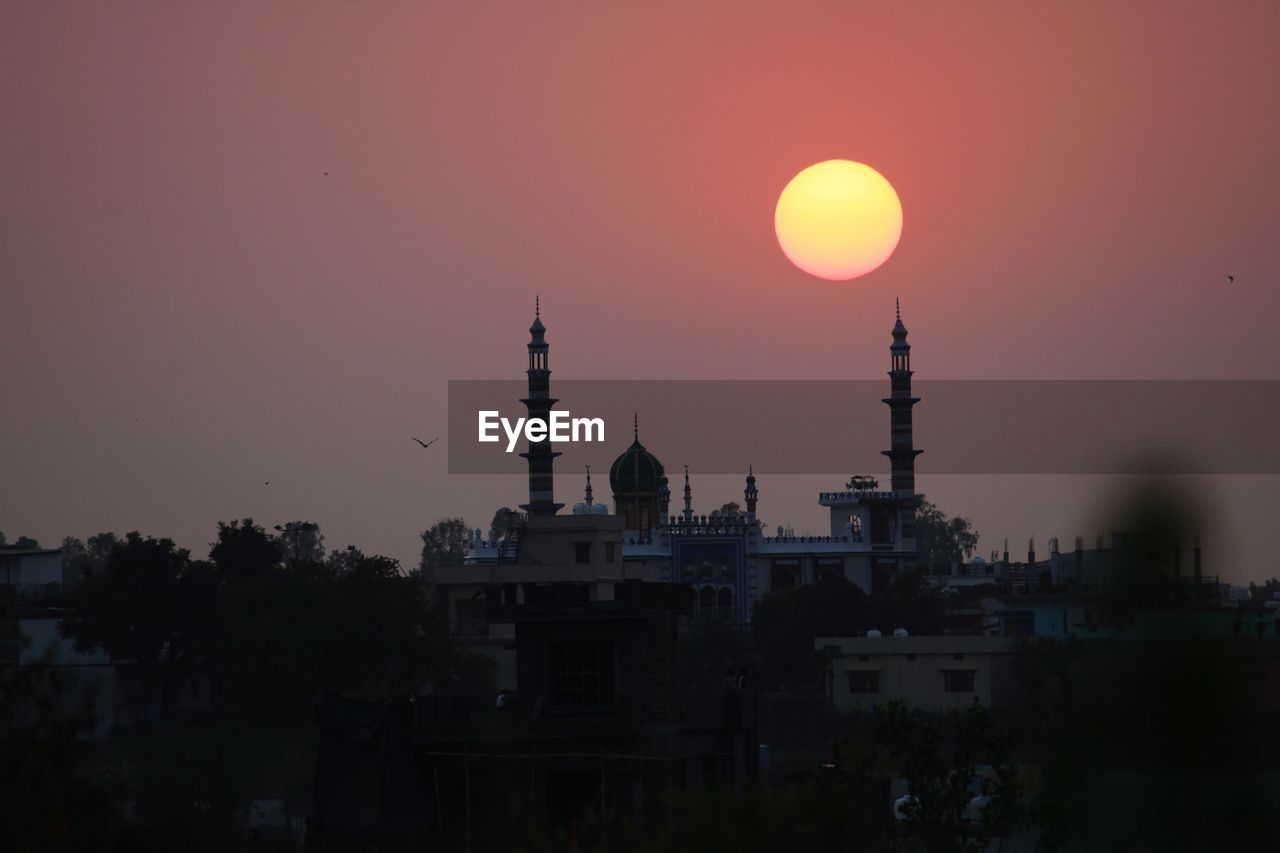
582;466;594;508
881;299;922;494
519;297;563;515
682;465;694;522
744;465;758;521
657;475;671;527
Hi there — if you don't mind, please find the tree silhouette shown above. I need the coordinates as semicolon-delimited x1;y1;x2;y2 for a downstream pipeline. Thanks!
60;532;188;668
209;518;281;585
915;498;979;569
418;517;469;577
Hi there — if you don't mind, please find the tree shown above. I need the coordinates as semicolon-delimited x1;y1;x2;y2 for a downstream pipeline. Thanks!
325;545;364;575
874;568;946;636
274;520;324;564
0;534;41;549
915;498;979;568
752;579;871;690
60;532;189;667
419;517;469;576
1249;577;1280;603
61;532;118;586
489;507;518;540
0;654;159;850
711;502;743;521
209;518;280;585
875;700;1032;852
219;553;451;726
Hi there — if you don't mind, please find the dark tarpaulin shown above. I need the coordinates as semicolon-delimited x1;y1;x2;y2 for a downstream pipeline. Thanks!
314;696;430;833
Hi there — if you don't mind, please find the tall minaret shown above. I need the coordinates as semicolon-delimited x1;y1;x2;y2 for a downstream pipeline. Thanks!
881;299;922;495
744;466;758;522
519;297;563;516
682;465;694;522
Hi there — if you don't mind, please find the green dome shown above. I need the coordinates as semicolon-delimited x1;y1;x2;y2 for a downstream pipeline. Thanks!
609;437;665;496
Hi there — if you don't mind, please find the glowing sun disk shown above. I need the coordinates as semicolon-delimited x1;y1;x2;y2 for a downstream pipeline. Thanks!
774;160;903;281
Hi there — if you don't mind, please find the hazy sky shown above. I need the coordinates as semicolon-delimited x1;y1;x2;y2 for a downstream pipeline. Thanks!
3;3;1278;580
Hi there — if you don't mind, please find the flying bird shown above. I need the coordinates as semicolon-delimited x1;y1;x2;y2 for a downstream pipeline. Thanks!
412;437;439;449
1226;274;1235;283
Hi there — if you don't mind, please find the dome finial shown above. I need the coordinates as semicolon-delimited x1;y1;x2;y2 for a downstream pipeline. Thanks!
535;294;540;319
896;297;900;321
633;412;639;441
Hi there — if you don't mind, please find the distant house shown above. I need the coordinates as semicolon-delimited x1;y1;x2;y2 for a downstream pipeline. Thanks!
1;548;121;736
820;635;1020;714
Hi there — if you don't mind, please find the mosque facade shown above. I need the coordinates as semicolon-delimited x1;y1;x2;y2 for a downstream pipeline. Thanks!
463;302;923;623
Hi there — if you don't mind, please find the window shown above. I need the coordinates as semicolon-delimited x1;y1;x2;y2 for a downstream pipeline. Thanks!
1002;614;1034;637
717;587;733;614
605;542;616;563
697;585;715;614
771;559;800;591
816;558;843;582
551;639;615;707
573;542;591;564
943;669;976;692
848;515;863;541
847;670;880;693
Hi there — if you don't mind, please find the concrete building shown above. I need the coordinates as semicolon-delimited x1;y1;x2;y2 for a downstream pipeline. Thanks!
820;635;1019;714
1;547;121;736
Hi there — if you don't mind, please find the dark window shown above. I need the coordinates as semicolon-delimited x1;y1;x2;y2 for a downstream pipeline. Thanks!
551;639;615;707
816;558;843;582
717;587;733;614
847;670;880;693
1003;615;1034;637
943;669;976;692
905;654;917;661
858;654;870;662
771;559;800;591
605;542;616;563
698;585;715;613
573;542;591;564
952;653;965;661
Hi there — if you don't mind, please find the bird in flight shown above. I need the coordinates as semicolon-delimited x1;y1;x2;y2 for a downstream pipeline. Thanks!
412;437;439;449
1226;274;1235;283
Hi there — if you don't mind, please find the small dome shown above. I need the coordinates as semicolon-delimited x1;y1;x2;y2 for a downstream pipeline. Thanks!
609;436;665;496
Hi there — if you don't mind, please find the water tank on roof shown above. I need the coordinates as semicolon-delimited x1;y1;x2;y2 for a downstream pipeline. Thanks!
893;628;909;638
867;629;882;638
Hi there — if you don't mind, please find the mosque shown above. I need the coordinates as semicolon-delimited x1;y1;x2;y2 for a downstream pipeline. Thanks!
459;302;923;624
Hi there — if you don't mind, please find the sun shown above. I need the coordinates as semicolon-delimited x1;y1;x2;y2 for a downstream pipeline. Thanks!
774;160;903;281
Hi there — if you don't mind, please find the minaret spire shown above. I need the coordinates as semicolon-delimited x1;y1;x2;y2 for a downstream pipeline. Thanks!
882;300;921;493
633;412;639;442
881;301;922;567
744;465;758;519
682;465;694;522
519;299;562;515
583;465;594;507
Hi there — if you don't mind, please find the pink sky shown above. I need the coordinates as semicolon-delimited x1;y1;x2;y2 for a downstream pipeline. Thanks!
3;3;1278;580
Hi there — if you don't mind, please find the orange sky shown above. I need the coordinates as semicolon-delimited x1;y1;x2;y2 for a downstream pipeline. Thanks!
2;2;1278;580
